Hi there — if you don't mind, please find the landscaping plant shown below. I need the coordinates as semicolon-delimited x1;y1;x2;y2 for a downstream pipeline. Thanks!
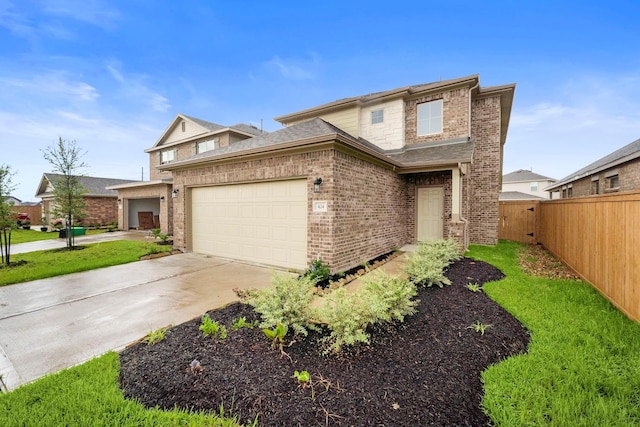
303;258;331;285
247;273;318;337
143;326;170;345
403;238;461;287
200;314;228;340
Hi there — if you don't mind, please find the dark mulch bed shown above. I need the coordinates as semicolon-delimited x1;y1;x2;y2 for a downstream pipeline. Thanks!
119;258;530;426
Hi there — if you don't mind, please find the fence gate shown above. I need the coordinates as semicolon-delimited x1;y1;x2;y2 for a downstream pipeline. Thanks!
498;201;540;244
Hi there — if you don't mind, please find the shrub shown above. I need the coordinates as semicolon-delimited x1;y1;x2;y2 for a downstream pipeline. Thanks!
319;271;418;353
143;326;169;345
403;239;462;287
303;258;331;284
318;287;372;353
247;273;318;337
361;270;418;323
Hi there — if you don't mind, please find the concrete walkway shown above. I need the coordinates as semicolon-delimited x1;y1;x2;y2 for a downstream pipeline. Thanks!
0;253;277;391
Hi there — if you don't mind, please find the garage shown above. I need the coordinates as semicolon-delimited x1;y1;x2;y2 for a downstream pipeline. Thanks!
190;180;308;270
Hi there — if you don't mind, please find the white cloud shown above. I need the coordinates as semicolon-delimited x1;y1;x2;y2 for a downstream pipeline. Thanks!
2;71;99;102
106;62;171;112
41;0;121;30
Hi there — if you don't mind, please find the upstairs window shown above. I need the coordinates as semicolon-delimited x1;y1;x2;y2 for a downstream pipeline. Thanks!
197;138;219;154
608;174;619;190
371;109;384;124
160;149;176;164
591;179;600;195
417;99;443;136
530;181;538;192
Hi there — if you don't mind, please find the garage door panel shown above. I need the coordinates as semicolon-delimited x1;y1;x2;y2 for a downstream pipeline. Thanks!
192;180;307;270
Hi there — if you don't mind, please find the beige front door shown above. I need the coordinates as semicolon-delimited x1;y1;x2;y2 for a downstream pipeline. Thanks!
190;180;308;270
417;187;444;241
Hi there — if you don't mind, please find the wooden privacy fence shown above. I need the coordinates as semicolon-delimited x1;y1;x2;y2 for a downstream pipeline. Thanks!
499;192;640;322
11;205;43;224
498;200;540;244
538;192;640;323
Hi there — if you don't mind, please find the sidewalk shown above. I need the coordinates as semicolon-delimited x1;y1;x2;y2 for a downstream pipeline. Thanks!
11;230;153;254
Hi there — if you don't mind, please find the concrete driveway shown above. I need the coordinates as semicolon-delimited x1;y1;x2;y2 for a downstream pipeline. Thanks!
0;252;277;391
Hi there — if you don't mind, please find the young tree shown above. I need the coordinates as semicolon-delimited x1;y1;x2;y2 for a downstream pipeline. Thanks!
0;164;17;266
42;138;88;249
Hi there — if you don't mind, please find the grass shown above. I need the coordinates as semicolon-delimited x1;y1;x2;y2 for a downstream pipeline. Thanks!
5;229;58;244
0;240;171;286
469;240;640;427
0;352;249;427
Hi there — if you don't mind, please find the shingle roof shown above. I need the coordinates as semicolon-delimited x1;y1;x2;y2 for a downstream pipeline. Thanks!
499;191;547;201
229;123;265;136
547;138;640;190
503;169;556;183
181;114;226;132
38;174;137;197
387;138;475;165
163;118;475;171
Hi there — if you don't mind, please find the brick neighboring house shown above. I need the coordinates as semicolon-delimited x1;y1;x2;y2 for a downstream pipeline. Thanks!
545;138;640;199
107;114;264;233
501;169;556;200
36;173;135;227
119;74;514;273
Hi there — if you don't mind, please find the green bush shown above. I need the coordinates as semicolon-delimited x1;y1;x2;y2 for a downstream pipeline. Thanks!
403;239;462;287
361;270;418;323
318;287;372;353
319;271;418;353
247;273;318;337
303;258;331;284
199;314;227;340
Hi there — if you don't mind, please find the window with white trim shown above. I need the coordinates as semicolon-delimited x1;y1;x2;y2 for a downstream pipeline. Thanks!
160;149;176;164
371;109;384;124
530;181;538;192
197;138;219;154
417;99;443;136
608;174;619;190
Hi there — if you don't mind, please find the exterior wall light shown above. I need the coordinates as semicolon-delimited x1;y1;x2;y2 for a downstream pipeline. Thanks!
172;189;179;198
313;177;323;193
160;196;165;201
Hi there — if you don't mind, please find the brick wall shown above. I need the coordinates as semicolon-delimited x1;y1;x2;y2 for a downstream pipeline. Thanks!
81;197;118;226
468;95;502;245
404;88;470;145
171;146;411;273
563;160;640;198
330;150;408;273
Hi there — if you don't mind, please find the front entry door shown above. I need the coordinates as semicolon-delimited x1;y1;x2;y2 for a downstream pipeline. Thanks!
417;187;444;241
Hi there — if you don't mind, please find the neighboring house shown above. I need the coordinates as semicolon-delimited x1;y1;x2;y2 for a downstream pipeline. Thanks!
501;169;556;200
113;74;514;273
107;114;264;233
36;174;135;226
6;196;21;205
545;138;640;199
499;191;546;201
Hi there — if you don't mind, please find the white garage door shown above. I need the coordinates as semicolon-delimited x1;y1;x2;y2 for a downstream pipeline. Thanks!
191;180;308;270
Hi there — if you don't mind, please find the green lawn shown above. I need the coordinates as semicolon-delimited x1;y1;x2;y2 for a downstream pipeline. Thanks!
0;240;171;286
0;352;247;427
5;228;59;244
469;241;640;427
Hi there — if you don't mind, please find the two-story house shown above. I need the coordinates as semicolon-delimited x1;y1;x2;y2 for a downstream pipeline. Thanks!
108;115;264;232
545;138;640;198
501;169;556;200
112;74;515;273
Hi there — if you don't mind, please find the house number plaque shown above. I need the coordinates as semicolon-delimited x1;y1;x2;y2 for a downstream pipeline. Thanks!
313;201;328;212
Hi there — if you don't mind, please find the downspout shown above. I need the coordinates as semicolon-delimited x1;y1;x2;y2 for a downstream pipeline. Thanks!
460;81;480;250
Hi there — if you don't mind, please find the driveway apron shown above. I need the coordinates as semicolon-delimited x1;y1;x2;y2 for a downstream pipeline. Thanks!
0;253;276;391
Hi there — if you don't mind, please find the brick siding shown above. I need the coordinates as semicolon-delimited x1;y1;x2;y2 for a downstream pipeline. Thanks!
562;160;640;198
81;197;118;226
116;184;173;233
468;95;502;245
404;88;470;145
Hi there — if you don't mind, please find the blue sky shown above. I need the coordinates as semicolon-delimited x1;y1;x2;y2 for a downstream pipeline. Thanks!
2;0;640;202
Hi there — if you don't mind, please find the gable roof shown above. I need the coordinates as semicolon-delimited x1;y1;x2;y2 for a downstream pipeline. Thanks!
274;75;481;124
35;173;137;198
146;114;265;153
160;118;476;173
546;138;640;191
503;169;556;183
